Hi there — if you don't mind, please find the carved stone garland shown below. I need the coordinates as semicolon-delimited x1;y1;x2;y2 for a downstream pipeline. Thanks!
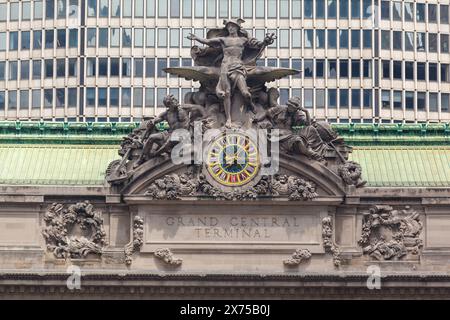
124;216;144;265
322;216;341;267
42;201;107;259
154;248;183;266
283;249;312;266
145;171;318;201
358;205;423;261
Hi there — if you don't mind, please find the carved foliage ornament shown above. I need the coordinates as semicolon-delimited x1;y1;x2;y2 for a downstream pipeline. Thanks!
42;201;107;259
322;216;341;267
154;248;183;266
283;249;312;266
124;216;144;266
358;205;423;261
145;171;318;201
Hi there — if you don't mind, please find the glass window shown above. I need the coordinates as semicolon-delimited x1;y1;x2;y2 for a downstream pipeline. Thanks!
9;61;18;80
68;58;77;76
8;91;17;109
363;30;371;48
145;58;155;77
243;0;252;18
157;58;167;77
134;58;143;77
56;58;65;77
182;29;191;47
20;61;30;80
417;92;426;110
393;2;401;20
87;0;96;16
123;28;132;47
340;30;348;49
328;0;337;18
429;63;437;81
393;61;402;79
429;93;438;111
86;88;95;107
381;90;390;108
69;0;79;18
441;34;449;53
429;33;438;52
328;59;337;78
110;88;119;107
122;58;132;77
351;60;360;78
34;1;43;19
107;58;118;76
328;89;337;108
351;30;360;48
351;89;360;108
122;88;131;107
304;59;313;78
405;91;414;110
363;60;371;77
87;28;96;47
441;93;449;111
280;30;289;48
220;0;229;18
111;28;120;47
381;30;390;50
183;0;192;18
316;30;325;48
44;89;53;108
316;89;325;108
98;88;107;107
405;61;414;80
316;60;325;78
304;0;313;18
33;31;42;49
0;62;4;80
46;0;55;19
158;29;167;47
416;3;425;22
0;33;5;51
99;0;108;17
123;0;132;17
340;0;348;18
147;0;155;17
393;91;402;109
267;0;276;18
363;89;372;108
44;30;53;49
0;4;6;21
111;0;120;16
279;0;289;18
316;0;325;18
441;5;449;24
292;59;301;78
328;30;337;48
405;32;414;51
292;30;301;48
10;32;18;51
382;60;390;79
146;29;155;47
98;58;108;76
195;0;204;17
393;31;402;50
32;90;41;108
21;32;31;50
404;2;413;21
362;0;371;18
305;30;313;48
22;2;31;20
351;0;360;19
57;0;66;18
86;58;95;76
134;28;144;47
340;60;348;77
97;28;107;47
417;62;426;80
135;0;144;17
380;1;389;20
417;33;426;51
32;60;42;79
134;88;143;107
304;89;313;108
170;0;180;17
56;88;65;108
340;89;348;107
441;64;449;82
69;29;78;47
428;4;437;22
57;29;66;48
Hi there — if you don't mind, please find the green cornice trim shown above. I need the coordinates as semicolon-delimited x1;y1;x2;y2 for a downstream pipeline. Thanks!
0;121;448;146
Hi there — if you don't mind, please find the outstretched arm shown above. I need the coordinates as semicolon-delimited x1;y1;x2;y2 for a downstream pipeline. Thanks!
187;33;221;47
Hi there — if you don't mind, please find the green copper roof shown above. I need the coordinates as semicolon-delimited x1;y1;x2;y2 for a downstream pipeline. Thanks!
0;144;448;187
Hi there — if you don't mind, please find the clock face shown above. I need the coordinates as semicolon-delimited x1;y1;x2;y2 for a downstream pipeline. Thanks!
206;133;260;187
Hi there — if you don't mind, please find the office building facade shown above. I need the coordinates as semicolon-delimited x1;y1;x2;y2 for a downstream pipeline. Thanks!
0;0;449;123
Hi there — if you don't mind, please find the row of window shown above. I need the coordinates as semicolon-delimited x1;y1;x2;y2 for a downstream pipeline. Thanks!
0;1;78;22
381;60;450;83
381;1;449;24
0;29;78;52
1;87;449;113
381;30;450;53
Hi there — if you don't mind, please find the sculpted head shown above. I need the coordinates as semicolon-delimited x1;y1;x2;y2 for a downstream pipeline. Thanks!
163;94;180;111
223;19;245;37
286;97;301;113
267;88;280;107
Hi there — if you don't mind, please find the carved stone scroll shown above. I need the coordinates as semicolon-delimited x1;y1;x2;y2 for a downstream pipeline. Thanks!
124;216;144;266
42;201;106;259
